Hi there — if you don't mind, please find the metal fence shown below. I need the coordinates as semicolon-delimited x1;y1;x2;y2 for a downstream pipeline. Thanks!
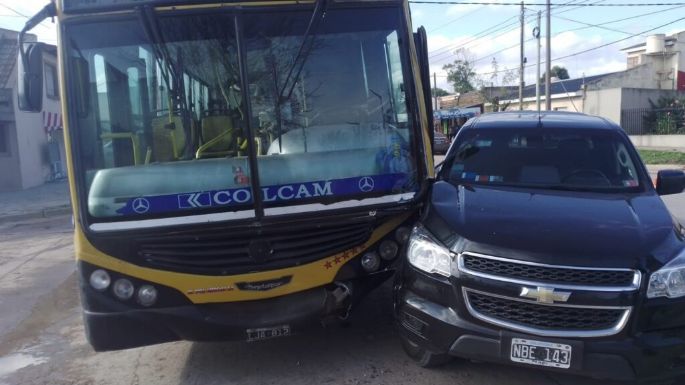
621;107;685;135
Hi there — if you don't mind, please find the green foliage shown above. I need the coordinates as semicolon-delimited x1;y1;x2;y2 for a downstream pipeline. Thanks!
639;149;685;165
644;97;685;134
443;49;477;94
431;87;449;97
541;65;570;82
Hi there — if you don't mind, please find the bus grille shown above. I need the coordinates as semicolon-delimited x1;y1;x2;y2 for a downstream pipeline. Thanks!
137;221;372;271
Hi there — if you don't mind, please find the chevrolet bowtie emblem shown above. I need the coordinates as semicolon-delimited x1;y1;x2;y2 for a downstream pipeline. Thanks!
520;286;571;304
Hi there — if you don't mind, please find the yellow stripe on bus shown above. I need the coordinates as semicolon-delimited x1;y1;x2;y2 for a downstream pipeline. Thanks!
75;212;411;303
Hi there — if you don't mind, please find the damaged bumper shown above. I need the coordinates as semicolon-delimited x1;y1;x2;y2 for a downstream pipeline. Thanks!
79;261;393;351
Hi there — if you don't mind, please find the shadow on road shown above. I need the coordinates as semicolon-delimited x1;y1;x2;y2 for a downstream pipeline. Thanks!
177;283;623;385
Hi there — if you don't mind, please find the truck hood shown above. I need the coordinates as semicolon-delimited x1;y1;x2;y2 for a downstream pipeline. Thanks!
427;181;683;268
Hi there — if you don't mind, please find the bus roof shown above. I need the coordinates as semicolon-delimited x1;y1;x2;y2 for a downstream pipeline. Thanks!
61;0;403;13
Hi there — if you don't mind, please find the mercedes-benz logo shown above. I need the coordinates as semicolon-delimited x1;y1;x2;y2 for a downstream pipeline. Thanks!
358;176;375;192
132;197;150;214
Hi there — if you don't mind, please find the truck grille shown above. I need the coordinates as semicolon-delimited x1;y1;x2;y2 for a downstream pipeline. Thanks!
463;289;630;337
460;253;639;290
137;221;372;272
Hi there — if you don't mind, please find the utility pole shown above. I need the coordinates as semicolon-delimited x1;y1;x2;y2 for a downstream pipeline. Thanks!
545;0;551;110
433;72;438;111
519;1;525;110
535;11;541;112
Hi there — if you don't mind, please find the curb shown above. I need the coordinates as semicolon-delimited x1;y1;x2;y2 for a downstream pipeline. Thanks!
0;205;72;224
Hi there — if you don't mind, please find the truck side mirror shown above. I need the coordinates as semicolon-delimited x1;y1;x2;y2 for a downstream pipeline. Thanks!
17;42;45;112
656;169;685;195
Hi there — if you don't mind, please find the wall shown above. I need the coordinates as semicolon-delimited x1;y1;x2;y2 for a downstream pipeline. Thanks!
0;120;21;191
630;135;685;149
621;88;685;108
582;88;622;124
10;52;59;190
519;96;582;113
589;64;661;90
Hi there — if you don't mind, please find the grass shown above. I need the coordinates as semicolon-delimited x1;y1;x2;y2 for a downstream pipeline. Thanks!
638;149;685;165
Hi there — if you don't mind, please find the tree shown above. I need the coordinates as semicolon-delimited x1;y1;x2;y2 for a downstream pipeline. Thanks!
541;65;570;82
644;97;685;134
478;58;516;112
443;49;477;94
431;87;449;97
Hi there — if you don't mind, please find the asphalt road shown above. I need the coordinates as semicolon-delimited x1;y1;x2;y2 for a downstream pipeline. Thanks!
1;194;685;385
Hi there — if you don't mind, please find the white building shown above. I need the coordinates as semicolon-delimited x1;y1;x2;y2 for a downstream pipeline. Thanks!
0;28;66;191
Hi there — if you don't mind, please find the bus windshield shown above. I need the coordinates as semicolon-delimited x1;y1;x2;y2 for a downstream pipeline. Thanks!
68;6;419;223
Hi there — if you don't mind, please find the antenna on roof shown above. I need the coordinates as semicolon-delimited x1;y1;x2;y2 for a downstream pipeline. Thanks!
538;111;542;128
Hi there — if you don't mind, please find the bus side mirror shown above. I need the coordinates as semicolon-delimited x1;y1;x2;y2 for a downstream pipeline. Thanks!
18;42;45;112
656;170;685;195
413;26;434;153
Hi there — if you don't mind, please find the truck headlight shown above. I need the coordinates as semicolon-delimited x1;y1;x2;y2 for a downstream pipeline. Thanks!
648;249;685;299
406;226;452;277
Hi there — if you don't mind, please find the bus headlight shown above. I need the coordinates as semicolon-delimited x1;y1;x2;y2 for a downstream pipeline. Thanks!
137;285;158;307
112;279;135;300
648;249;685;299
378;240;399;260
406;226;452;277
89;269;111;291
395;226;411;244
361;252;381;272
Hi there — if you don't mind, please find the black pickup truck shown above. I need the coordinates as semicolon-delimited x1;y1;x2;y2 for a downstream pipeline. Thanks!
394;111;685;381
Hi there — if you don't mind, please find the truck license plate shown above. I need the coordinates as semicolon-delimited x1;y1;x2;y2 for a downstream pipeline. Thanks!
246;325;291;342
510;338;572;369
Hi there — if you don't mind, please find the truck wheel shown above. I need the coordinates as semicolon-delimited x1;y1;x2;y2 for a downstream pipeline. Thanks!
400;334;452;368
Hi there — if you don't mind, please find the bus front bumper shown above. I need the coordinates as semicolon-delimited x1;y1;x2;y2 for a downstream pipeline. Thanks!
84;286;338;351
79;262;393;351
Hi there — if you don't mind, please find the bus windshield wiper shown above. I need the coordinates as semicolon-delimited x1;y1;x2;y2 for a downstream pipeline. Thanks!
138;6;194;159
278;0;328;102
270;0;327;153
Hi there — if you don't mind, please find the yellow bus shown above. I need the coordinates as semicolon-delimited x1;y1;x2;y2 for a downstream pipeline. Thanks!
18;0;434;350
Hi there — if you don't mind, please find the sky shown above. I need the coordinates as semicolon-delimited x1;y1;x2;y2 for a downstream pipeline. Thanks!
2;0;685;92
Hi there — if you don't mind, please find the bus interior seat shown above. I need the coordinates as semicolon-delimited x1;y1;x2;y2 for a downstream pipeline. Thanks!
152;116;186;162
196;115;236;159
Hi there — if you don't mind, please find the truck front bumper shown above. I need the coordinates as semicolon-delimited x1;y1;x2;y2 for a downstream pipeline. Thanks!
396;287;685;382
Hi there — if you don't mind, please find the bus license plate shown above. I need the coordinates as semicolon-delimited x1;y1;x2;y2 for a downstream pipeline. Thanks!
246;325;291;342
510;338;572;369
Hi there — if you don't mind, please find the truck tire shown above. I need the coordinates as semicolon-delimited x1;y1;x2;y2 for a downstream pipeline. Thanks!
400;333;452;368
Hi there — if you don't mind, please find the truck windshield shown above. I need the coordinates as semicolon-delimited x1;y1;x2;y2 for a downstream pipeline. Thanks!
444;128;645;192
67;6;418;222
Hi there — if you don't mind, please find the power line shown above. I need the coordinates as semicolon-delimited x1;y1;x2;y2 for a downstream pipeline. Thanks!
475;14;685;76
428;15;519;56
427;5;484;32
411;1;685;6
554;16;685;61
428;0;597;63
0;3;53;30
430;12;542;60
471;3;684;64
552;15;644;36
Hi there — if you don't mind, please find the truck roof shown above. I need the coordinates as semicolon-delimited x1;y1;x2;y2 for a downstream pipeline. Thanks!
465;111;620;131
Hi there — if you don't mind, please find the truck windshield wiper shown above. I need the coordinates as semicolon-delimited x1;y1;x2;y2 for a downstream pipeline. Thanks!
522;184;621;193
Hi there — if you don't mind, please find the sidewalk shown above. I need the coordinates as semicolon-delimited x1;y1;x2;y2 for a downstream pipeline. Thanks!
637;146;685;153
0;180;72;223
647;164;684;177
